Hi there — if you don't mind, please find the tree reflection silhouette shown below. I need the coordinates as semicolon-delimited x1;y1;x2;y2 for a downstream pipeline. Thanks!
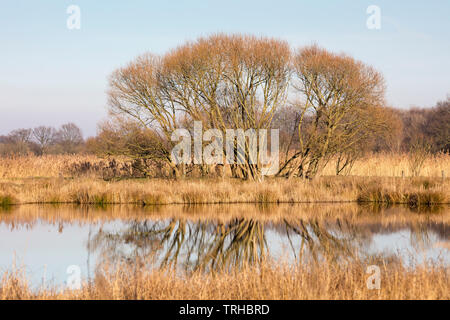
87;216;375;273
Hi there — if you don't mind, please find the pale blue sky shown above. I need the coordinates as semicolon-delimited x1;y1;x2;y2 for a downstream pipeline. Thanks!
1;0;449;137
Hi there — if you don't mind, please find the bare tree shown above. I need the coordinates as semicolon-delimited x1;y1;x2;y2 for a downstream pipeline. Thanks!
32;126;56;154
55;123;84;153
333;106;401;175
409;140;431;177
424;96;450;152
8;128;32;144
277;45;386;179
108;54;182;177
2;128;34;155
108;34;291;180
162;34;291;180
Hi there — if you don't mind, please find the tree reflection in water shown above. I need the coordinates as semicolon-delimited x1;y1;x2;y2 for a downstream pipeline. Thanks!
88;216;377;273
0;203;447;275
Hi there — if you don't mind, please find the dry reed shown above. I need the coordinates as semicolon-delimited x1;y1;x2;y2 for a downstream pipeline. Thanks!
1;258;448;300
0;176;448;206
0;154;448;206
0;153;449;179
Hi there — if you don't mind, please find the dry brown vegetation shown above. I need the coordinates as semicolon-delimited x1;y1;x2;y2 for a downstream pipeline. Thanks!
0;154;448;206
1;34;448;301
0;175;448;206
1;153;448;180
1;256;448;300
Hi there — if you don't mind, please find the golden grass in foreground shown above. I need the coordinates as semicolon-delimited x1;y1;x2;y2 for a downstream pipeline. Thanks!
1;259;448;300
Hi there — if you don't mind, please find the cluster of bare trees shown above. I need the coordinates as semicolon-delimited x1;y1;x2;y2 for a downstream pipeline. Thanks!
2;34;448;181
104;34;291;180
0;123;84;155
398;98;450;153
92;34;395;180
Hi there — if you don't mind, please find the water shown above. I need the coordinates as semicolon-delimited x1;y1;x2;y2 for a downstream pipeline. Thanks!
0;203;448;288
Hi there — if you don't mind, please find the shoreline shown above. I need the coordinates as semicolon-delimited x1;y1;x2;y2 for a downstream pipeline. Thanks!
1;176;448;207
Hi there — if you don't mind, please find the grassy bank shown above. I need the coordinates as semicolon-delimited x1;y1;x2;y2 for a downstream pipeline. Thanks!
1;259;448;300
0;153;448;206
0;177;450;207
0;176;448;206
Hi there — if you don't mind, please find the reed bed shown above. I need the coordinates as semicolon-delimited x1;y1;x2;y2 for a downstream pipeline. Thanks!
0;154;105;179
0;154;448;206
0;153;449;179
1;258;448;300
0;176;448;206
321;152;450;178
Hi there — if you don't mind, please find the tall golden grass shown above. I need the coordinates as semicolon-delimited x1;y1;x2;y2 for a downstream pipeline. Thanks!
0;153;449;179
0;154;448;205
1;256;448;300
0;154;103;179
0;176;448;205
321;152;450;177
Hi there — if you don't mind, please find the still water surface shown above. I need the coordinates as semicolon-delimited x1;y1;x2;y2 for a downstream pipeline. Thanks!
0;204;448;287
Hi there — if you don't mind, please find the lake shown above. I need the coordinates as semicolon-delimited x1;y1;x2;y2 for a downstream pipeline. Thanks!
0;203;449;288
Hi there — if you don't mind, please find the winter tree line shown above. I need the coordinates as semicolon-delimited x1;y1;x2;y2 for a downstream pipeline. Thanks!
0;123;83;155
1;102;447;158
